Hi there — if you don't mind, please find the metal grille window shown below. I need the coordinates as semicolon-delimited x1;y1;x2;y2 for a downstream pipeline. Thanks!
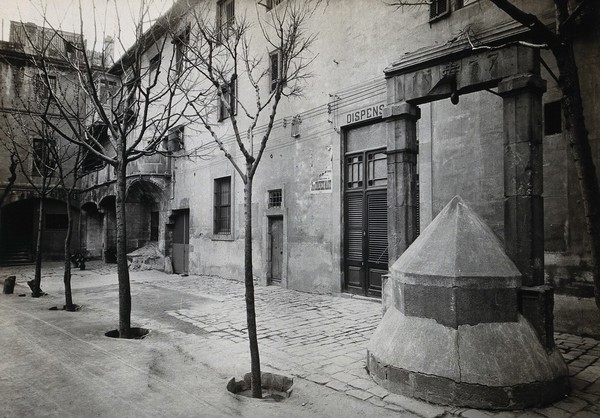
430;0;450;20
268;189;282;208
214;176;231;234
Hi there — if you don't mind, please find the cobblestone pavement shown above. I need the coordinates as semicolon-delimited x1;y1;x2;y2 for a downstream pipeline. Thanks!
4;262;600;417
132;272;600;418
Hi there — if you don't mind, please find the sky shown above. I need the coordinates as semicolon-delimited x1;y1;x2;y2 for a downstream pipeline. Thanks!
0;0;175;56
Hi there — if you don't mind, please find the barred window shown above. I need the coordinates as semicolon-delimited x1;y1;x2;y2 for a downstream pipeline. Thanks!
214;177;231;234
268;189;282;208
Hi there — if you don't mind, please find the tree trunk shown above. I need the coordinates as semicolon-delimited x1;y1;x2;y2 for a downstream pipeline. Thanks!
32;196;45;297
244;173;262;398
63;193;74;310
116;158;132;338
554;43;600;309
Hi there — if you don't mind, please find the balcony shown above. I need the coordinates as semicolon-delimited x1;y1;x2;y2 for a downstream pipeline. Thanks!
80;153;171;193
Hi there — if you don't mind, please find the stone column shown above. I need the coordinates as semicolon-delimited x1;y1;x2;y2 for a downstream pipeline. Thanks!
498;74;546;287
499;74;554;348
383;102;420;265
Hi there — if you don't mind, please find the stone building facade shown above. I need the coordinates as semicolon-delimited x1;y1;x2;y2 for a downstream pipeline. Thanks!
0;22;110;263
11;1;599;303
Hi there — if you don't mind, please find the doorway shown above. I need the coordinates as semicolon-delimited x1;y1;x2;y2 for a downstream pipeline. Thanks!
172;209;189;274
343;123;388;297
0;200;35;264
268;216;284;285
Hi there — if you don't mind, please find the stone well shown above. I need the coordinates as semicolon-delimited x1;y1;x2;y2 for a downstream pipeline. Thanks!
367;196;569;409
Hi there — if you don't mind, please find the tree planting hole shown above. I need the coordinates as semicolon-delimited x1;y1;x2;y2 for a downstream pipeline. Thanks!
226;372;293;402
104;327;150;339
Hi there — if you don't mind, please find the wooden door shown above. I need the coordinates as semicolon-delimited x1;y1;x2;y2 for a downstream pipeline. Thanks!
269;217;283;284
344;149;388;297
172;209;189;274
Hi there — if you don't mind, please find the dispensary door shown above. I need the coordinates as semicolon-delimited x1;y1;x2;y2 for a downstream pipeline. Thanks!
344;148;388;297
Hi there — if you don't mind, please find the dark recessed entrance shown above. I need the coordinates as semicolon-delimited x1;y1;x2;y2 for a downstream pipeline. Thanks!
0;200;35;265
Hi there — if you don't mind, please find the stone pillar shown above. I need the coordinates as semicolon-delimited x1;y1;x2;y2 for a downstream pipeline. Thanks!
498;74;546;287
99;207;108;261
383;102;420;266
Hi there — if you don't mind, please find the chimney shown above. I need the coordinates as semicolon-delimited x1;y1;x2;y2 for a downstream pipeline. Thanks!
103;36;114;66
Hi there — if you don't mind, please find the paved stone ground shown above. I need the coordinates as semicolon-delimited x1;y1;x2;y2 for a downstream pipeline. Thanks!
4;261;600;417
133;269;600;417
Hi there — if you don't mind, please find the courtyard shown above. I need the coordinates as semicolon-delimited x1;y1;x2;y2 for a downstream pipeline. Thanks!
1;262;600;417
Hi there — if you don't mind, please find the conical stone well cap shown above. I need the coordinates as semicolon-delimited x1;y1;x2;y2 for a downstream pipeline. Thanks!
391;195;521;281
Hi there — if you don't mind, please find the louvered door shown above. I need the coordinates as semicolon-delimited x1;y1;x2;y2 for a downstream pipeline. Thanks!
345;193;364;293
366;191;387;296
344;146;388;297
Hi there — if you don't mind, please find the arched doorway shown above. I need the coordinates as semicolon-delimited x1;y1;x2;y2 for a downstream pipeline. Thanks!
125;179;166;252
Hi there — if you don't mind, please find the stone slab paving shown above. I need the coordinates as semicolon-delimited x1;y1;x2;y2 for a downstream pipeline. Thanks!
138;273;600;418
4;263;600;417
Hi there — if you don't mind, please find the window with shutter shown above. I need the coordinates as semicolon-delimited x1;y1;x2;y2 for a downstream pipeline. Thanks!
166;125;184;152
148;54;160;85
214;176;232;234
218;0;235;42
430;0;450;20
269;50;284;92
173;27;189;76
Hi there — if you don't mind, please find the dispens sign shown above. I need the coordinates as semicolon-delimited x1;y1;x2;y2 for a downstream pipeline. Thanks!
344;103;385;125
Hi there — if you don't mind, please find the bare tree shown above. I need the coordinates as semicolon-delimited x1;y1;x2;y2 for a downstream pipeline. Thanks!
46;136;85;311
15;1;193;336
0;105;75;298
387;0;600;309
175;0;318;397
